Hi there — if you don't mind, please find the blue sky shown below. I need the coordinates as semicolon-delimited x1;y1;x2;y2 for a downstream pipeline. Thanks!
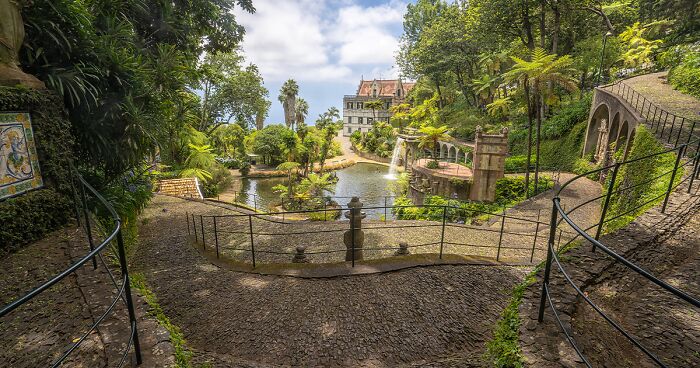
234;0;410;125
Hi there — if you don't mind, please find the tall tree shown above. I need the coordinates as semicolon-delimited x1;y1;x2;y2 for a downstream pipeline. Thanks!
295;98;309;127
505;47;578;193
279;79;299;130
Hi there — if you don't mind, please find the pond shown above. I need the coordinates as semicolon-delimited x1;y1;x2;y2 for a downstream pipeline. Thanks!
235;162;397;219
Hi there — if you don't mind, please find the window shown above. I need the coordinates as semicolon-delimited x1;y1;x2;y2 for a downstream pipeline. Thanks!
367;118;374;125
358;117;363;125
346;102;353;109
397;89;401;97
357;102;363;109
385;102;391;109
347;116;352;124
348;127;352;133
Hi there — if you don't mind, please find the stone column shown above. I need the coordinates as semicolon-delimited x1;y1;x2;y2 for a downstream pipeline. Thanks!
469;126;509;202
343;197;366;262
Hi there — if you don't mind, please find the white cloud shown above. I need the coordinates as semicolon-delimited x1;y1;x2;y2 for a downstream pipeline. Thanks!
234;0;406;83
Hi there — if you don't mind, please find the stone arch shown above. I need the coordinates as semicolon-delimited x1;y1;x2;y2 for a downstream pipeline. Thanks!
440;143;449;159
606;112;620;149
584;103;611;157
448;146;457;162
616;121;630;154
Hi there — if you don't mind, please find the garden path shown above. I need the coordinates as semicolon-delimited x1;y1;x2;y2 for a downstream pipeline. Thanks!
623;72;700;120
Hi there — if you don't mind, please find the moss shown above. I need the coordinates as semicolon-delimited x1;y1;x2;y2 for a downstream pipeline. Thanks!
131;273;198;368
484;267;539;368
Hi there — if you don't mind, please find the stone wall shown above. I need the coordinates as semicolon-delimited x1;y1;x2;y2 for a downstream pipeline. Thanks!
157;177;203;199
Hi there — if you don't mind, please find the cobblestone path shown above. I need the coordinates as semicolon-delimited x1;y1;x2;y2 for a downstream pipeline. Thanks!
519;178;700;367
134;200;528;367
0;226;173;367
623;72;700;120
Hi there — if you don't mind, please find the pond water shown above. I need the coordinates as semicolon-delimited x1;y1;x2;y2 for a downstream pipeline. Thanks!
235;163;397;219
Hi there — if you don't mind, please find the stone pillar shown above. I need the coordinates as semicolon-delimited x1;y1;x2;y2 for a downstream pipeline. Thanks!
469;126;509;202
343;197;366;262
595;119;609;162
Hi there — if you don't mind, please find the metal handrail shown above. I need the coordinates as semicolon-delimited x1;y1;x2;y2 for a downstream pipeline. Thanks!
538;79;700;366
0;165;142;366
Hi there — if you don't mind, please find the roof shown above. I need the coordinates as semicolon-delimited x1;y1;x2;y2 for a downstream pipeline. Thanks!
356;79;416;97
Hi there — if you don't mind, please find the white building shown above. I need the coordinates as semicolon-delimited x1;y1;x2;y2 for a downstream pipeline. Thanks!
342;79;415;136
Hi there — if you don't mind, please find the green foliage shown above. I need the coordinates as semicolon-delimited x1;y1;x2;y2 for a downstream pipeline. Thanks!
252;124;293;165
605;126;682;231
426;160;440;169
201;165;233;198
483;270;538;368
667;45;700;98
0;190;73;253
393;176;552;222
21;0;255;179
131;273;195;368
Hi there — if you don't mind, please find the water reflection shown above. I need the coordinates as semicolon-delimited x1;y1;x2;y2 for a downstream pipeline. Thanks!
237;163;396;219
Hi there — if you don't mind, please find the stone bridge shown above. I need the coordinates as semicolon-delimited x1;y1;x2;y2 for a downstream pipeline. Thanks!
583;86;644;162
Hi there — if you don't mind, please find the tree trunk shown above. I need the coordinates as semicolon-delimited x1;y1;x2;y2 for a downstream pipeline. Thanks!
539;0;546;48
534;92;542;195
551;0;560;53
524;79;533;198
523;1;535;50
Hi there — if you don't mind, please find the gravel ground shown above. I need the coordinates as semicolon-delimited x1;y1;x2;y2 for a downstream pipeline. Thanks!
134;202;529;367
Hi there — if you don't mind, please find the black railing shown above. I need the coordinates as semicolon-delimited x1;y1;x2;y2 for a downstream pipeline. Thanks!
602;80;699;148
538;80;700;366
185;202;573;267
0;165;142;367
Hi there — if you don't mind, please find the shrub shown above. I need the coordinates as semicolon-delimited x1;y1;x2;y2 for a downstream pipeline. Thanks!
426;160;440;169
668;47;700;98
201;165;233;197
505;155;528;173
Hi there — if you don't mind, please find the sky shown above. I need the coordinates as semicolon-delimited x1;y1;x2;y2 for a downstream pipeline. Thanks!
233;0;410;125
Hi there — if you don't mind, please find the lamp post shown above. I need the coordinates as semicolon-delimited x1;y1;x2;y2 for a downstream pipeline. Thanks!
596;31;614;87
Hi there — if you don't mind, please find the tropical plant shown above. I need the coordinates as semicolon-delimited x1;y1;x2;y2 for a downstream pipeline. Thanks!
181;144;216;181
486;97;513;119
277;161;300;196
418;125;450;161
504;47;578;195
364;99;385;124
618;22;664;68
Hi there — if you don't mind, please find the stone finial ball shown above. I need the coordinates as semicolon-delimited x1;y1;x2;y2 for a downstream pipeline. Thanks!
475;125;483;133
296;246;306;253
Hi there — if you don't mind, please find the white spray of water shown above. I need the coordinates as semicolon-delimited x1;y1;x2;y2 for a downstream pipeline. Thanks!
385;137;404;180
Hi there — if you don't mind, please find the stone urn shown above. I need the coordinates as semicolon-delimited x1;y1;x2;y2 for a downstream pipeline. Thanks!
0;0;45;89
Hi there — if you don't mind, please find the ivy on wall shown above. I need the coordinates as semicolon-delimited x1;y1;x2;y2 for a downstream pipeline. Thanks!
0;87;75;253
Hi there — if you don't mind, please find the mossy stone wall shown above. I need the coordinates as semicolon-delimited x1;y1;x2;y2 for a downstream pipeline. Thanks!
0;87;75;253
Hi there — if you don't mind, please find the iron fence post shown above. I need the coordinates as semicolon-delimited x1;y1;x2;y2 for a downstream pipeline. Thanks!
351;208;356;267
213;217;219;259
186;212;190;235
652;106;658;129
496;206;506;261
384;197;388;223
254;195;257;212
79;182;98;270
248;215;256;268
662;145;685;213
530;209;541;263
439;205;447;259
70;170;82;227
192;214;197;242
687;120;697;145
200;215;205;249
675;117;685;146
668;116;677;144
116;228;142;364
538;202;558;322
690;153;700;193
594;162;621;249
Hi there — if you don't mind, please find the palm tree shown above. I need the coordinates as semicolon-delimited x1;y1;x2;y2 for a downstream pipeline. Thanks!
418;125;450;162
504;47;578;195
181;144;215;181
295;98;309;127
279;79;299;129
364;99;384;125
